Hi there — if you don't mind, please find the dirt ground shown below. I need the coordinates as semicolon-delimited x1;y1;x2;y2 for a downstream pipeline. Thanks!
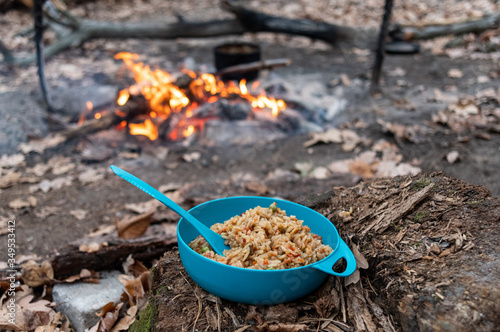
0;1;500;294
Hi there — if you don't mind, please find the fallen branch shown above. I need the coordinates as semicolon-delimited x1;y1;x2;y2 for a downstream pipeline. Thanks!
3;0;370;66
51;224;177;278
391;11;500;41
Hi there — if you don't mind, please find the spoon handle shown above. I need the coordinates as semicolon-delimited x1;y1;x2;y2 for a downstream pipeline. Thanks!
110;166;219;245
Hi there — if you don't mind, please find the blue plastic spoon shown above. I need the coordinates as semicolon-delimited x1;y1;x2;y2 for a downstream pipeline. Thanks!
110;165;230;255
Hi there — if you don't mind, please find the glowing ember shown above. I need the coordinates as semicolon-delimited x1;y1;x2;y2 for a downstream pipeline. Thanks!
113;52;286;140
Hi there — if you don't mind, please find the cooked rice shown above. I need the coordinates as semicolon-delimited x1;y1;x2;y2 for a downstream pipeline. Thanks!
188;203;333;270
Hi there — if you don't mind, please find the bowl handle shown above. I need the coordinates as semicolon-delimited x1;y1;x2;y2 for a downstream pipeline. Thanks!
312;239;357;277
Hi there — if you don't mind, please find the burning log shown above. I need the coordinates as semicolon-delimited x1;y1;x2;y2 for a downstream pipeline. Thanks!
175;58;292;90
59;96;148;140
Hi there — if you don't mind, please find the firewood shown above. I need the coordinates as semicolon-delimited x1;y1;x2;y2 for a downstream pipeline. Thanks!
59;96;148;140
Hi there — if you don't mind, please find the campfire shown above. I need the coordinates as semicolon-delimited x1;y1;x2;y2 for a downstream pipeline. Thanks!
92;52;287;142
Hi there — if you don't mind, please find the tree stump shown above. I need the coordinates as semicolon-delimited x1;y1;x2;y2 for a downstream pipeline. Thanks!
142;172;500;331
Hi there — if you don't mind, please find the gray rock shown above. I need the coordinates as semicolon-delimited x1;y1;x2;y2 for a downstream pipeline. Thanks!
0;91;48;155
52;270;124;332
51;85;118;120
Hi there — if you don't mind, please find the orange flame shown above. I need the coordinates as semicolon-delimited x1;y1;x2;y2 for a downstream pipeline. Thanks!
114;52;286;140
129;119;158;140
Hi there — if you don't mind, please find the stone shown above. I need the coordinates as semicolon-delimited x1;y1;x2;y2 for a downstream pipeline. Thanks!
0;91;48;155
51;85;118;121
52;270;124;332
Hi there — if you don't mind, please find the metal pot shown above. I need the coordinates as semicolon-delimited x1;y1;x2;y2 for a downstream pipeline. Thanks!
177;196;356;304
214;42;261;81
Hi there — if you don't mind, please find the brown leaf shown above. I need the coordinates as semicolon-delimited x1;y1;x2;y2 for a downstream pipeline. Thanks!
124;199;160;214
88;224;116;237
341;130;362;152
122;255;149;277
344;269;360;287
246;181;268;195
303;128;343;147
351;243;369;269
79;242;106;253
118;271;151;304
63;269;100;283
314;295;338;318
0;154;25;169
19;134;66;154
78;168;106;185
22;260;54;287
34;311;64;332
116;211;154;239
110;305;137;332
0;171;22;189
9;196;37;209
349;160;375;179
95;302;123;332
69;209;88;220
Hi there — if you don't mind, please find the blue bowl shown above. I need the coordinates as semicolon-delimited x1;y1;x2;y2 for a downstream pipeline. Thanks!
177;196;356;304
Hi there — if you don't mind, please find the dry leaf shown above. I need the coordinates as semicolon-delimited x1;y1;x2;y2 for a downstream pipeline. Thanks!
351;243;369;269
79;242;103;253
69;209;88;220
119;271;151;304
245;181;268;195
88;224;116;237
124;199;161;214
63;269;100;283
122;255;149;277
446;150;460;164
349;160;375;179
94;302;123;332
30;176;73;193
19;134;66;154
328;160;351;174
34;311;69;332
27;163;51;177
340;73;351;86
110;305;137;332
0;154;25;169
182;151;201;162
78;168;106;185
310;166;329;179
344;269;360;286
449;98;479;117
116;211;154;239
447;68;463;78
35;206;61;219
21;260;54;287
9;196;37;209
303;128;343;147
158;182;181;193
341;130;362;152
0;171;22;189
294;161;314;176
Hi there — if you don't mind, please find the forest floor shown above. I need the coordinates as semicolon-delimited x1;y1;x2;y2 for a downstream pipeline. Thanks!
1;0;499;331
